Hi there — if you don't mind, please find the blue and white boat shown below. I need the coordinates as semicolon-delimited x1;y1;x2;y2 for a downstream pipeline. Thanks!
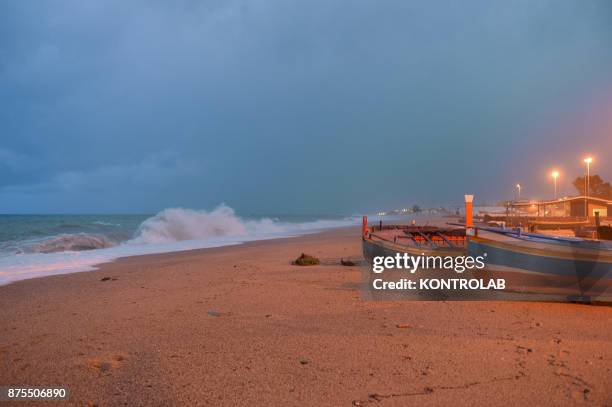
467;226;612;302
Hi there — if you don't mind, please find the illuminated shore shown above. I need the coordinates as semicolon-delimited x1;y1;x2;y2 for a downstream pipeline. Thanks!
0;226;610;405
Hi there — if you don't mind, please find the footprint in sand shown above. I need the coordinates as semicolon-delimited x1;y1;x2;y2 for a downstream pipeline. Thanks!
547;338;592;401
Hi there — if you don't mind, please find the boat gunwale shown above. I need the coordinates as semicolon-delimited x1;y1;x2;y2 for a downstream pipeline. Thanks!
472;226;612;251
364;234;466;256
469;234;612;263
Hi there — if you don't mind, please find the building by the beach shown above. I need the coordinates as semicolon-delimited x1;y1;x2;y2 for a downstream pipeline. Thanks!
508;196;612;219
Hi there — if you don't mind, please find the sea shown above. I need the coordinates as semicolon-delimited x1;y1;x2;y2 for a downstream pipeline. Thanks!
0;205;358;285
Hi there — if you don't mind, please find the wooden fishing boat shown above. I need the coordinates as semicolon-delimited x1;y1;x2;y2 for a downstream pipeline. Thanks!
467;226;612;302
361;216;466;264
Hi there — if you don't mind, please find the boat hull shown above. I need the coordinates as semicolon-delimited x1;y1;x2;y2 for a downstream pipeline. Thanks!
468;230;612;302
362;237;465;265
361;236;470;301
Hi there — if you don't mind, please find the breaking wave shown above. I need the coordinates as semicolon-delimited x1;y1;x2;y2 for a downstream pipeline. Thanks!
18;234;117;254
0;205;356;285
129;205;352;245
130;205;284;244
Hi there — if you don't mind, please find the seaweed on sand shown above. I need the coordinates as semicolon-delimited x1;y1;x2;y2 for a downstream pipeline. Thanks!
292;253;320;266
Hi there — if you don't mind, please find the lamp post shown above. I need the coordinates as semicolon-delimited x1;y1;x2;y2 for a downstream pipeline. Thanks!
583;157;592;219
516;184;521;202
551;171;559;200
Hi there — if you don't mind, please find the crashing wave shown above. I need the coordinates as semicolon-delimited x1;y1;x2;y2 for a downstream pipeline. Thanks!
129;205;286;244
23;233;117;254
0;205;358;285
129;205;357;245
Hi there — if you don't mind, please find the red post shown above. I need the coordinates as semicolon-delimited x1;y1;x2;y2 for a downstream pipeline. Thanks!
465;194;474;231
362;216;368;240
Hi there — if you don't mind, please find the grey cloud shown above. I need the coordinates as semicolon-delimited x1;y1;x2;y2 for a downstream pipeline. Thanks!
1;0;611;213
1;152;206;212
0;148;30;172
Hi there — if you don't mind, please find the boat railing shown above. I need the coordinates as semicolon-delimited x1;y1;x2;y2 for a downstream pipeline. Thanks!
369;230;466;248
449;222;612;249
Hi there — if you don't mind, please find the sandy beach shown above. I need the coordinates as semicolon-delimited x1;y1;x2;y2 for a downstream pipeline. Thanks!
1;226;611;406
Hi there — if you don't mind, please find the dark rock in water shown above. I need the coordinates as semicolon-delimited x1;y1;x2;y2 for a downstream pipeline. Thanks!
340;259;355;266
299;359;309;365
292;253;320;266
100;277;111;282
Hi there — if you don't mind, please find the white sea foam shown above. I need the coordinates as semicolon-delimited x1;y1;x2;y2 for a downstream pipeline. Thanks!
129;206;282;244
0;206;356;286
92;221;120;226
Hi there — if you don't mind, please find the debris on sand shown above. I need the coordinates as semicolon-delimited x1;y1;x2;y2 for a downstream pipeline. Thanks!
86;355;124;374
340;258;355;266
96;361;112;372
100;277;111;282
292;253;320;266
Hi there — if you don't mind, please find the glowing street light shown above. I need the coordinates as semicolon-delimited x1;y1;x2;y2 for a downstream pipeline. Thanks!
583;156;593;218
551;170;559;200
515;183;521;201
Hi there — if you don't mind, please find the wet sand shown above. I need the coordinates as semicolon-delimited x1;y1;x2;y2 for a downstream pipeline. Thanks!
0;226;611;406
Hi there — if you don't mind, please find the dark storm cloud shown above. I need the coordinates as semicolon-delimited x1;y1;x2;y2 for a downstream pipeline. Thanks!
1;0;611;213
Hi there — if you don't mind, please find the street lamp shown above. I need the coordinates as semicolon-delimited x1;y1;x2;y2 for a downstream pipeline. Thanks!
583;157;593;219
515;184;521;201
551;171;559;200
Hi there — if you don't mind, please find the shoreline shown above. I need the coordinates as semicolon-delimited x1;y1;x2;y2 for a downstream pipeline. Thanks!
1;225;611;405
0;223;359;288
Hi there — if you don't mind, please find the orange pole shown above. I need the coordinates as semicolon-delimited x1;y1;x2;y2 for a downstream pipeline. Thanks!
465;194;474;229
362;216;368;240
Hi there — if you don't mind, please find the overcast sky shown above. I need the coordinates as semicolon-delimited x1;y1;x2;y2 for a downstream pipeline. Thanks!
1;0;611;214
